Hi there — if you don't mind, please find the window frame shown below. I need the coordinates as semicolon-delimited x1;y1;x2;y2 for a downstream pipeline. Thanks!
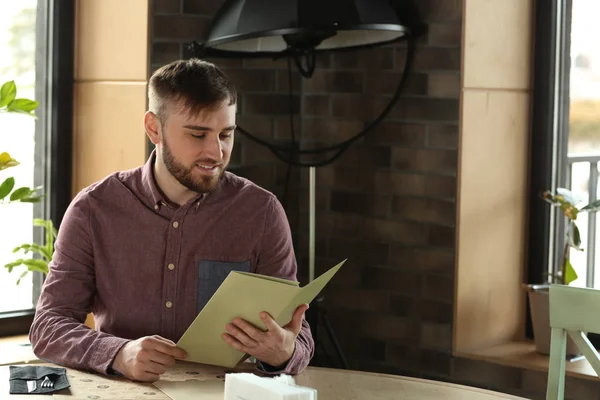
0;0;74;337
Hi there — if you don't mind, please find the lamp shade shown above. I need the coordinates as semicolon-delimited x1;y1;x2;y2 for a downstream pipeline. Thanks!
201;0;416;57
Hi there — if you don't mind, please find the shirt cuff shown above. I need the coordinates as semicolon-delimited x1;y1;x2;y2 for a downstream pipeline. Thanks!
255;344;298;375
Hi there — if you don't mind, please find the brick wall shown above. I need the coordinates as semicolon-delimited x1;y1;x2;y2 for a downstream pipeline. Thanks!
151;1;599;398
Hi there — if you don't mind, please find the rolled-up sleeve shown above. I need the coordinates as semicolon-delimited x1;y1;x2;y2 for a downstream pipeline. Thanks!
255;195;315;375
29;190;129;374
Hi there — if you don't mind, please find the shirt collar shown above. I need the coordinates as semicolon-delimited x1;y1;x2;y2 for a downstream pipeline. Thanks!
141;149;166;209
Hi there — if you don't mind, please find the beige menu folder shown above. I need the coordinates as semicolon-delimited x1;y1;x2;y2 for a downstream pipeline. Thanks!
177;260;346;367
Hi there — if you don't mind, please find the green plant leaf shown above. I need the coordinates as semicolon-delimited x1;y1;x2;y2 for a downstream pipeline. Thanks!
20;196;43;203
7;98;38;113
580;198;600;212
22;259;49;274
568;221;583;250
4;259;25;273
9;187;31;201
16;270;29;285
0;81;17;107
0;177;15;200
12;243;51;260
564;258;578;285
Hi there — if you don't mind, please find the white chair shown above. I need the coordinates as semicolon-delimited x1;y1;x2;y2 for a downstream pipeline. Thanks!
546;284;600;399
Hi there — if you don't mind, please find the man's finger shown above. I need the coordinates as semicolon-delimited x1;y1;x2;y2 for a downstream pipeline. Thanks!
259;311;282;333
145;360;167;376
152;340;187;359
152;335;177;346
283;304;309;335
148;349;177;367
138;371;161;383
226;323;257;347
232;318;264;341
222;333;246;353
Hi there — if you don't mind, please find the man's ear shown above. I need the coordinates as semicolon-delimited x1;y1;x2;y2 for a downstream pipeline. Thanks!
144;111;161;145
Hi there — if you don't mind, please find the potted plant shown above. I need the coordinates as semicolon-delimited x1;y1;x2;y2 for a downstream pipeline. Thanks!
0;79;54;283
525;187;600;356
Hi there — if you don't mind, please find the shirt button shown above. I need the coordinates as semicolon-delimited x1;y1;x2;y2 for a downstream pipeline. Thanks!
154;204;159;210
165;301;173;308
172;221;179;228
167;263;175;270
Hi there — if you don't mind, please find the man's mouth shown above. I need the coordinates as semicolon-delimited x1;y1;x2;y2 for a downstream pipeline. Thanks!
195;163;220;171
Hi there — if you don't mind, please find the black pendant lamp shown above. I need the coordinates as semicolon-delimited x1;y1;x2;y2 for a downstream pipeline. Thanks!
190;0;419;77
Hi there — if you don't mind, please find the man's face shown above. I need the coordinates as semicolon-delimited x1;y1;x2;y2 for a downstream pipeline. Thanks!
158;101;236;193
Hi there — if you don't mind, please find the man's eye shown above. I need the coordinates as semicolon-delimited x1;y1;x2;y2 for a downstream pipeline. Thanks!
220;133;233;139
191;134;205;139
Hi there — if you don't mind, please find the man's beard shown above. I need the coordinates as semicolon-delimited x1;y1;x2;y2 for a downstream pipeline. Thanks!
162;137;225;194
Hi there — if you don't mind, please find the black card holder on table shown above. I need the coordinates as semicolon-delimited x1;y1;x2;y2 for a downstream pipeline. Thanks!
9;365;70;394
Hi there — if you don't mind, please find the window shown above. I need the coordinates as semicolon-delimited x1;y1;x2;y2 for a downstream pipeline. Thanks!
0;1;39;314
0;0;73;336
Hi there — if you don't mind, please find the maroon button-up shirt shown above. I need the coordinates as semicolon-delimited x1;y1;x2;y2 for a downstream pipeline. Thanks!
29;152;314;375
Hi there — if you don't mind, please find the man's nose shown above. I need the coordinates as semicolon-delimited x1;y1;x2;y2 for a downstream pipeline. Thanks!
204;136;223;161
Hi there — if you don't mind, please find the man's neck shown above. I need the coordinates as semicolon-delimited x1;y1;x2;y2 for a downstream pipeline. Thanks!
153;158;197;207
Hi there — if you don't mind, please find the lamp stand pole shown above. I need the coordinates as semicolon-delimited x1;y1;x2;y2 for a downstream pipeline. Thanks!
309;166;316;283
305;166;349;369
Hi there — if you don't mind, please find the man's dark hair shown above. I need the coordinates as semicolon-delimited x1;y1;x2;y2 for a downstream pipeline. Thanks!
148;59;237;124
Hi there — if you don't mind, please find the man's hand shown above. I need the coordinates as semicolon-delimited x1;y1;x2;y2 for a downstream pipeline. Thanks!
111;335;186;382
222;304;309;368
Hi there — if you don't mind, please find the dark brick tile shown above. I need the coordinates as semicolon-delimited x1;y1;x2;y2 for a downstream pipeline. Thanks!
421;299;453;323
226;69;276;92
386;343;421;371
390;247;455;273
359;338;387;363
390;294;415;318
365;72;428;96
421;323;453;351
244;94;300;115
363;218;430;245
326;287;390;313
452;358;522;392
328;238;390;265
303;95;330;116
355;313;420;343
243;57;290;69
276;70;302;92
364;122;427;147
236;115;274;139
331;95;389;120
392;196;456;226
417;0;462;22
420;349;453;375
428;72;460;98
428;124;458;149
362;266;421;296
332;48;395;70
335;145;392;169
241;139;277;165
428;225;455;248
426;175;457;199
273;115;300;141
155;0;180;13
301;118;365;142
305;71;364;94
392;148;457;174
152;42;181;65
428;23;462;46
409;47;462;71
330;192;392;218
369;170;427;196
183;0;225;16
390;97;460;122
422;274;454;302
153;15;211;41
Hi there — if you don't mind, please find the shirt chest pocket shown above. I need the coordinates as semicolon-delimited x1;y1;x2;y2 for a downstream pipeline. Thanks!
196;259;251;313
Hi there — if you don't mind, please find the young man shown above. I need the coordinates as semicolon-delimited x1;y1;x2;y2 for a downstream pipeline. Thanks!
29;59;314;382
